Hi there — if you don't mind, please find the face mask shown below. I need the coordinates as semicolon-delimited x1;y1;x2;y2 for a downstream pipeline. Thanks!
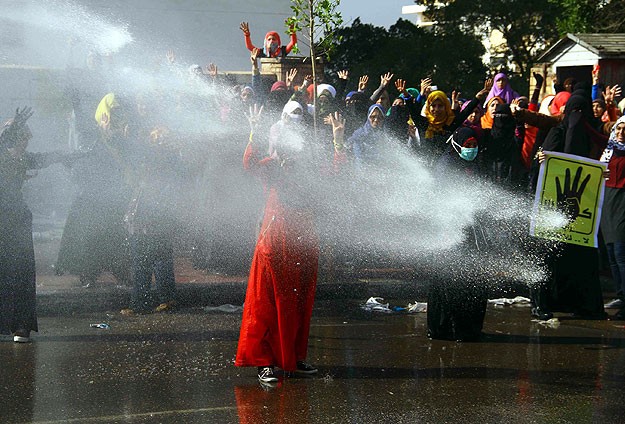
451;138;478;161
267;42;278;53
287;113;302;123
459;146;478;161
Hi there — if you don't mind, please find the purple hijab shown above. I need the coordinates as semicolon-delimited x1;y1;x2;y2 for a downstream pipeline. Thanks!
485;73;519;105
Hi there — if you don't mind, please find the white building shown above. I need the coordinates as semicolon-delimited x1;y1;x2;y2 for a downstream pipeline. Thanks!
535;33;625;95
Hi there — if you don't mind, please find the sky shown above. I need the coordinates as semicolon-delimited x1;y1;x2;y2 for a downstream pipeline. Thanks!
337;0;415;29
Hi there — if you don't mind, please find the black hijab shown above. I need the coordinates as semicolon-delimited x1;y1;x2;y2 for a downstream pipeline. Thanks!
542;84;608;158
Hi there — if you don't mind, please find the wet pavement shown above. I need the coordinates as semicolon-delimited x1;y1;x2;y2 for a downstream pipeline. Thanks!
2;300;625;423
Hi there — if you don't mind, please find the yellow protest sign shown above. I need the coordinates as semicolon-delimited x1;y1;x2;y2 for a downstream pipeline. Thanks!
530;151;606;247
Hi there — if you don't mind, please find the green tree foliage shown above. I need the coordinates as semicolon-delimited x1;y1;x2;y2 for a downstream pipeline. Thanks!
286;0;343;61
287;0;343;133
326;18;488;96
422;0;562;82
551;0;625;34
550;0;598;34
422;0;625;85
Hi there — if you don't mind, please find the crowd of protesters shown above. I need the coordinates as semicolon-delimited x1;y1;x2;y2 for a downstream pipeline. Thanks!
2;21;625;384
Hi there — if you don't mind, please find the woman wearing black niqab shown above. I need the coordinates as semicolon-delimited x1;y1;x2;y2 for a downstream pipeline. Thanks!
532;87;608;320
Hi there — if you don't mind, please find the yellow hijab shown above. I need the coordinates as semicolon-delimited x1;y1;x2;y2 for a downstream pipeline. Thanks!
94;93;118;129
425;90;454;139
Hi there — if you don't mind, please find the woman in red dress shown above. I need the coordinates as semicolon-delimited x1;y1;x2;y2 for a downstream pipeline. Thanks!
235;101;345;383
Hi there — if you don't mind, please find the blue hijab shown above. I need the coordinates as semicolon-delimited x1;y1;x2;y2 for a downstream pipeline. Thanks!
361;104;386;135
349;104;388;164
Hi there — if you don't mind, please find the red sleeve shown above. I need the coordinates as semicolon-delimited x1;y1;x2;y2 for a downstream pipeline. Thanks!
243;139;275;177
243;140;260;171
244;33;256;52
284;32;297;54
528;103;538;112
606;103;619;122
521;127;537;169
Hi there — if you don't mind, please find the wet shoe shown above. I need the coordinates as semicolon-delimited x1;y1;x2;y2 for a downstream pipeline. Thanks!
295;361;318;375
531;307;553;321
604;298;624;309
257;366;278;383
13;329;30;343
154;301;177;313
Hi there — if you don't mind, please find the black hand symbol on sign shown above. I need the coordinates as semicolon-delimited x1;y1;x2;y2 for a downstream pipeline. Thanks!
555;166;591;221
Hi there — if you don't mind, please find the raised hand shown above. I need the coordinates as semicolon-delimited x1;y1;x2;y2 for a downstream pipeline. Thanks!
286;68;298;88
245;104;264;133
14;106;34;127
380;72;394;87
0;107;33;146
285;18;296;34
533;72;544;88
166;49;175;64
204;63;218;78
476;78;493;99
510;98;522;114
251;47;261;66
451;90;461;109
358;75;369;92
394;78;407;94
420;77;432;95
240;22;250;35
592;65;600;85
329;111;346;142
338;69;349;80
604;84;622;104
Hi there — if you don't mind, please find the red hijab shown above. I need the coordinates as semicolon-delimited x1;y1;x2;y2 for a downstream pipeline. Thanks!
549;91;571;116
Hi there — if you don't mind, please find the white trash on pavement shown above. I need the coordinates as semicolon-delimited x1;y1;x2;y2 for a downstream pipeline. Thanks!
362;297;392;313
488;296;531;307
532;317;560;328
407;302;427;313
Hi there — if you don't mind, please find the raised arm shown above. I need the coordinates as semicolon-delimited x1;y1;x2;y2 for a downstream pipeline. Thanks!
453;78;492;125
370;72;393;103
604;84;622;121
530;72;544;111
240;22;257;52
284;23;297;54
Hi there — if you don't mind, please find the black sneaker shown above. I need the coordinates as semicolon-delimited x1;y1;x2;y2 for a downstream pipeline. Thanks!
257;366;278;383
295;361;318;375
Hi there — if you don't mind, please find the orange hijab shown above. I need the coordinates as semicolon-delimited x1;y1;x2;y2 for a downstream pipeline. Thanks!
425;90;454;139
480;96;503;129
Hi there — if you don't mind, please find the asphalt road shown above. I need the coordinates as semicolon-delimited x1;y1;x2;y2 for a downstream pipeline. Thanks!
2;300;625;423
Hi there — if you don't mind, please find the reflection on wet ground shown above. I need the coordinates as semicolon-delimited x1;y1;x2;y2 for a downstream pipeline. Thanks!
1;301;624;423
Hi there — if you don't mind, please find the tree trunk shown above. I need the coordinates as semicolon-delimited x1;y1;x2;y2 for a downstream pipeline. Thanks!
309;0;317;139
